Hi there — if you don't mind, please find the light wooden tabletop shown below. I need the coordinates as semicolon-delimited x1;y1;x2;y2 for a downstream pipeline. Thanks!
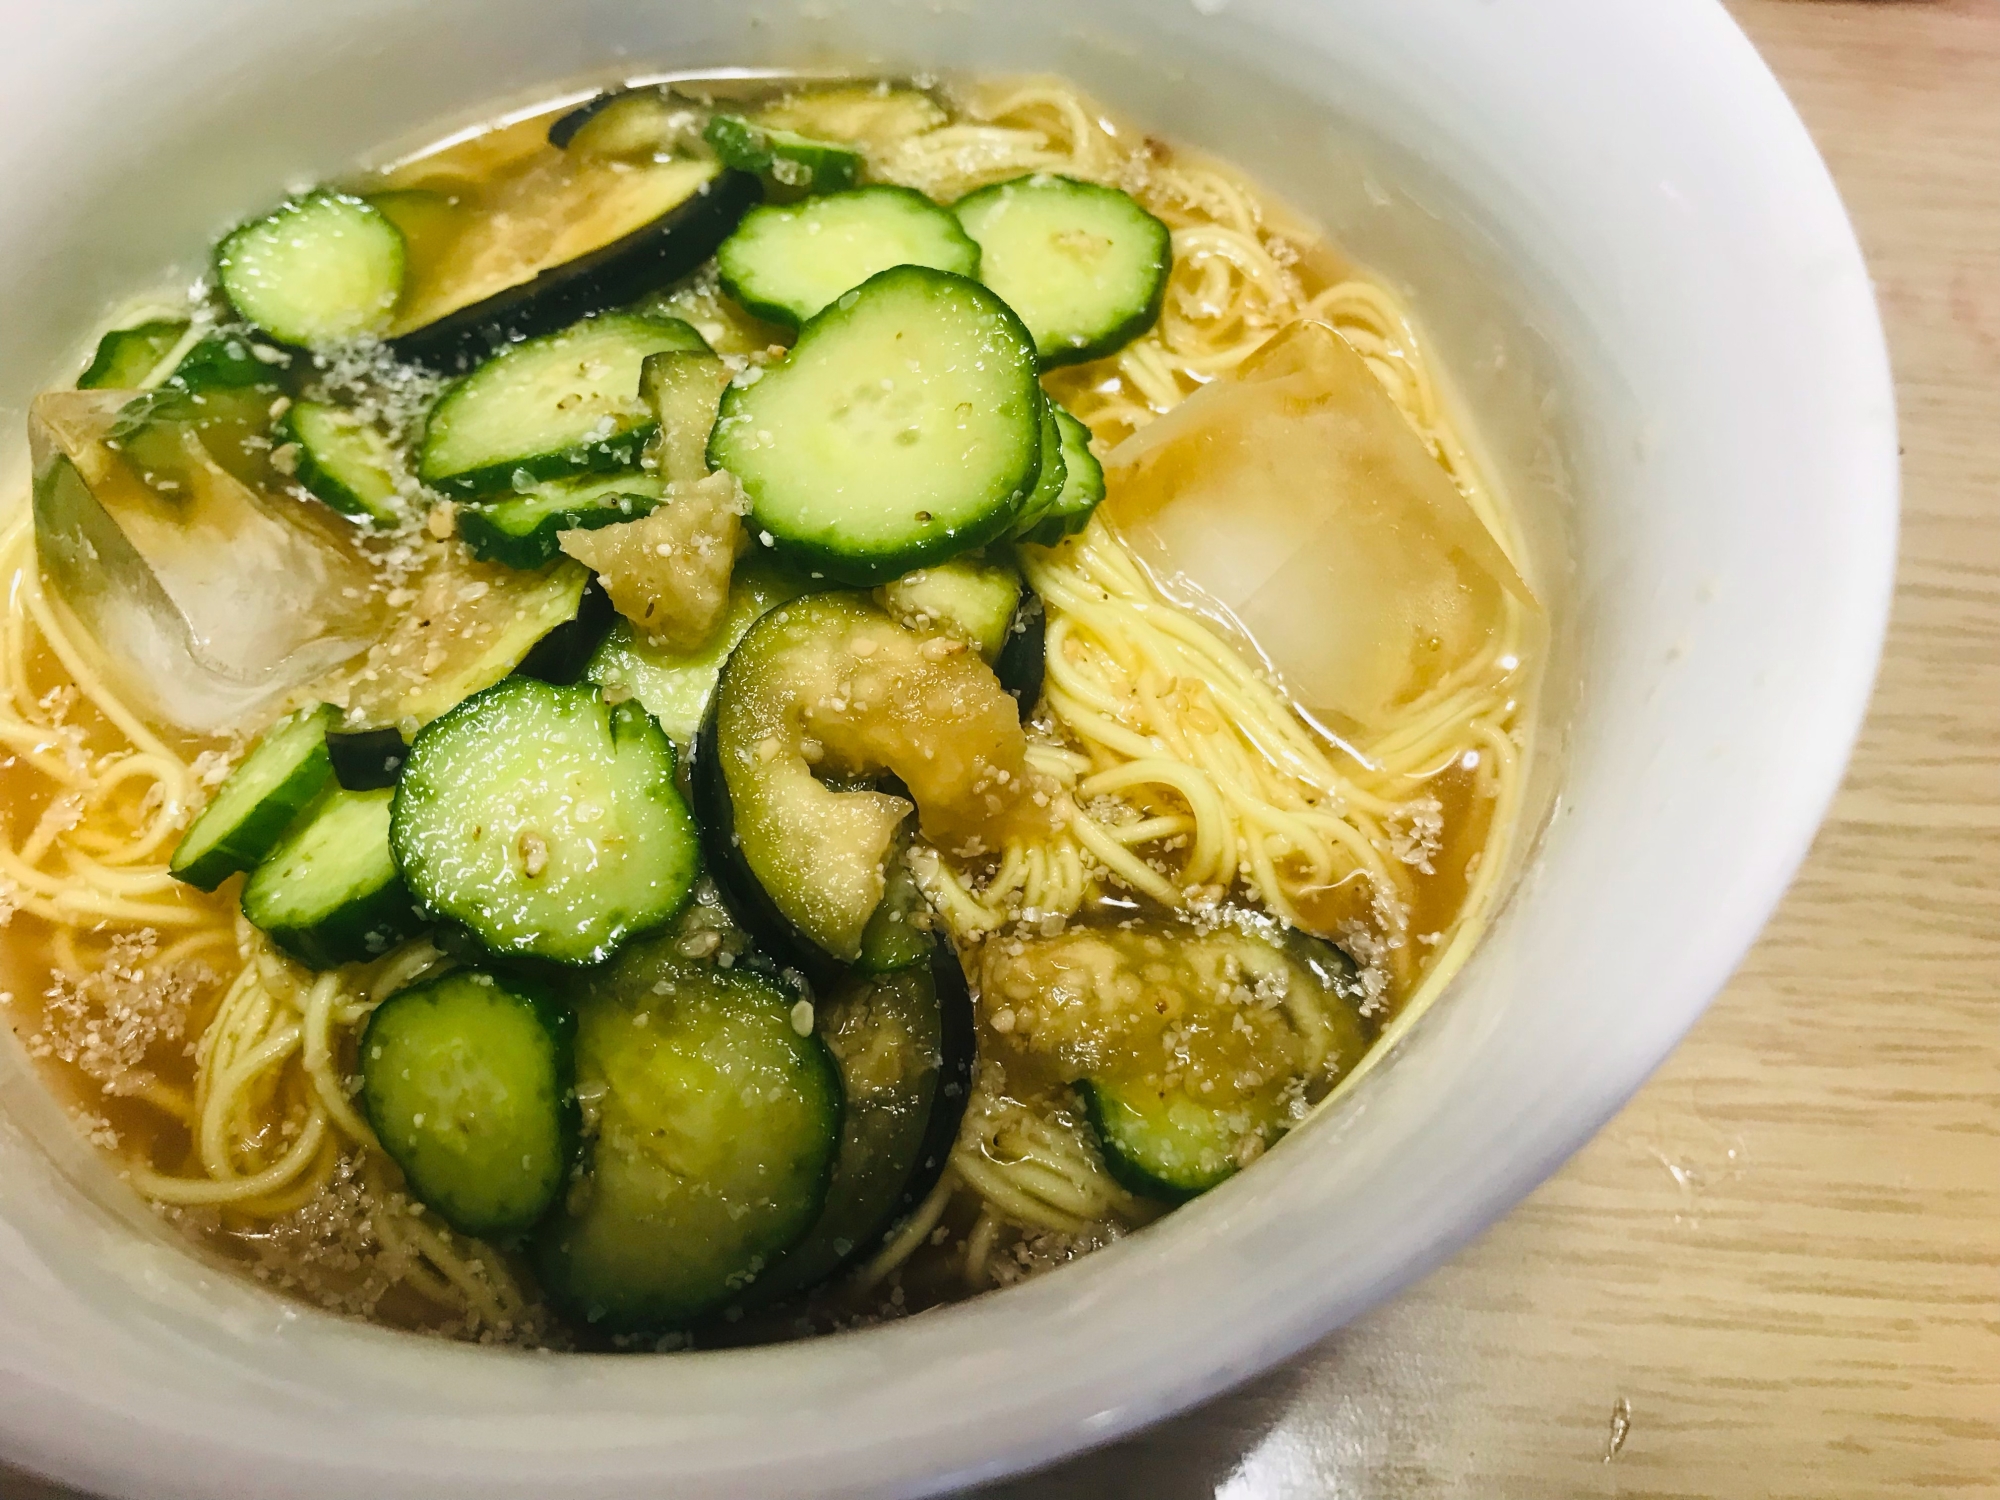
992;2;2000;1496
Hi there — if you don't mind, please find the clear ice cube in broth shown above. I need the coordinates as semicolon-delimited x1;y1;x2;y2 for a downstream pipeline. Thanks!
1102;320;1534;738
29;389;386;733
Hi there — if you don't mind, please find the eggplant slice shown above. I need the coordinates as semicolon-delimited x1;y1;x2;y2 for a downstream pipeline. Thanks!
739;942;975;1306
691;697;846;990
383;142;760;371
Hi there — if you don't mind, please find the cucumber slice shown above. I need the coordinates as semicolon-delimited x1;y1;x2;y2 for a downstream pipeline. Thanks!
360;969;575;1237
109;331;286;488
167;330;287;393
276;401;405;527
169;704;336;890
240;787;419;970
582;555;808;748
458;472;665;570
391;678;698;966
994;590;1047;722
326;727;408;791
704;114;862;196
78;319;188;390
710;265;1042;586
716;185;980;331
953;174;1171;367
1008;398;1068;541
417;313;709;497
754;86;947;150
749;944;973;1303
874;555;1024;664
533;942;843;1330
639;350;732;485
1018;405;1106;545
215;191;406;347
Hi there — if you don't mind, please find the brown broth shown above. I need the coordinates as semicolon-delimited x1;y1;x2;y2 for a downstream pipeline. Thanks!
3;74;1535;1346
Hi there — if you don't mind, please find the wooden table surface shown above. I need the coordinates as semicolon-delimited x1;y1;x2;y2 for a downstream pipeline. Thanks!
0;8;1988;1500
991;2;2000;1497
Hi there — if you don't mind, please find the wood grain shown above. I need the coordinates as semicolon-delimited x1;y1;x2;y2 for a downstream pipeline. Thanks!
987;2;2000;1496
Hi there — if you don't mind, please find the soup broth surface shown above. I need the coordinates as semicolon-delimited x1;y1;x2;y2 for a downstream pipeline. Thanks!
3;73;1540;1346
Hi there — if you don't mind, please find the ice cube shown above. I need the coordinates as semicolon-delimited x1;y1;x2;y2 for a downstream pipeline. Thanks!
1103;320;1534;737
30;390;386;734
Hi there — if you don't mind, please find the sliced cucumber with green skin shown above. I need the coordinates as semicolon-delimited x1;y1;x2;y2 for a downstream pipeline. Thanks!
390;161;759;374
216;191;406;347
169;705;336;891
953;174;1171;367
512;576;617;686
168;330;288;392
360;969;576;1237
705;114;863;197
994;590;1047;722
640;350;732;485
109;331;286;487
583;556;809;747
241;787;419;970
533;941;843;1330
716;186;980;332
874;555;1024;664
710;265;1042;586
1077;1076;1284;1203
78;319;188;390
458;472;664;570
276;401;404;527
746;943;973;1303
417;314;709;498
1008;398;1068;542
326;727;408;791
391;677;698;966
1018;404;1106;545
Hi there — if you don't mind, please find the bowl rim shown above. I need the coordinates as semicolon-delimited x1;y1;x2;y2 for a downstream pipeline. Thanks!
0;0;1898;1495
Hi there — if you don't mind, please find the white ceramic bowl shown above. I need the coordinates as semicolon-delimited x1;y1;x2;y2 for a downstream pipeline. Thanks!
0;2;1895;1496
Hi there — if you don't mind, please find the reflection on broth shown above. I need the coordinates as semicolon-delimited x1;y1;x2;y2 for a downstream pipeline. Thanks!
1;73;1541;1348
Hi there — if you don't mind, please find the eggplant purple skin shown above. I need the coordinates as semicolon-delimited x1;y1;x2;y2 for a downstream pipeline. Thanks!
994;588;1046;722
691;698;848;992
389;169;762;373
545;90;635;149
905;936;976;1218
326;728;408;791
515;577;616;687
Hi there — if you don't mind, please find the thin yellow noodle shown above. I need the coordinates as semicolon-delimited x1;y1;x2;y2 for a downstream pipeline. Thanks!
853;1169;956;1291
0;75;1536;1328
889;78;1539;1248
131;1108;327;1205
962;1212;1000;1288
302;972;375;1146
